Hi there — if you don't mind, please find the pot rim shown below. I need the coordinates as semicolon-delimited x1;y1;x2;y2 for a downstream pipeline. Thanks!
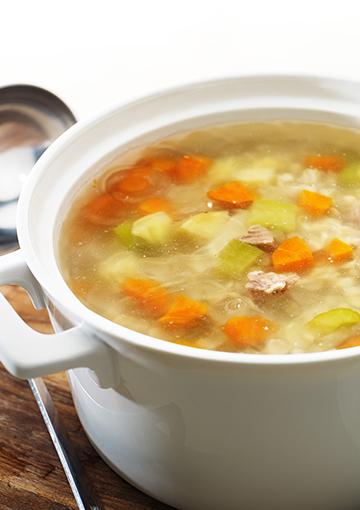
16;73;360;366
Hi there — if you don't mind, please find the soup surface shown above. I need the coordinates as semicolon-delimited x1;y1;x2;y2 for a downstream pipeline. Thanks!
59;122;360;354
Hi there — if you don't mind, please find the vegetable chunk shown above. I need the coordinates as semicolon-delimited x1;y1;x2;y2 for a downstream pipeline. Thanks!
304;155;345;172
272;237;314;272
298;190;332;216
248;199;297;232
99;253;139;281
308;308;360;334
108;167;153;200
138;197;173;215
114;220;137;249
159;295;208;328
324;239;353;263
338;162;360;186
208;156;277;185
83;193;127;225
180;211;229;240
116;174;149;193
171;155;211;183
223;316;275;348
132;212;173;245
123;278;170;317
207;181;255;209
218;240;263;277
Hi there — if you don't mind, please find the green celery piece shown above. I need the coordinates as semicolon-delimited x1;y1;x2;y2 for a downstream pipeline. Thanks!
307;308;360;334
248;199;298;233
217;239;262;277
113;221;137;249
338;162;360;186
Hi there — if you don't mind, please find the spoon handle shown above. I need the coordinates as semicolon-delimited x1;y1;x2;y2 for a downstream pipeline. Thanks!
0;197;18;206
0;228;18;247
29;378;102;510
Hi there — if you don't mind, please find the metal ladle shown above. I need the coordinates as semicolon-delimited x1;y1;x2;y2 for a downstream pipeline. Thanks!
0;84;101;510
0;84;76;245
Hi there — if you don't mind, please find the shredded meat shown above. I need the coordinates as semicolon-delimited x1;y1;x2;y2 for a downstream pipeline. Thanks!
240;225;275;251
246;270;299;295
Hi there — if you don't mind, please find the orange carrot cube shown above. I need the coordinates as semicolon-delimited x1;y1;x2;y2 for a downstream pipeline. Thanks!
298;190;332;216
272;236;314;272
171;155;211;183
138;197;173;215
82;193;127;225
324;239;353;263
159;295;208;328
207;181;255;209
223;316;274;348
304;155;345;172
123;278;170;317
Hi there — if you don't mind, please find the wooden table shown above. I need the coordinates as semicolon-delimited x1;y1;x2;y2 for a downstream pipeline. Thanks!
0;285;171;510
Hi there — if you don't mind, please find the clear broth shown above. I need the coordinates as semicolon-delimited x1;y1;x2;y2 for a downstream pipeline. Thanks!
59;121;360;354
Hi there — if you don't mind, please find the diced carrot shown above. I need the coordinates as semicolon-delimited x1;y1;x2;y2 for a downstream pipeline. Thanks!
207;181;255;209
304;155;345;172
138;197;173;215
82;193;127;225
337;336;360;349
158;295;208;328
324;238;353;263
223;316;275;348
106;165;154;201
140;154;210;183
298;190;332;216
272;236;314;272
122;278;170;317
114;174;150;194
171;155;212;183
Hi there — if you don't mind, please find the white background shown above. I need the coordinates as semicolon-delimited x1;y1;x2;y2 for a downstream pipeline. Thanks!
1;0;360;119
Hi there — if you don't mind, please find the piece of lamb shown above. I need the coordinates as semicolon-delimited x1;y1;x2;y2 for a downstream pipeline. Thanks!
240;225;275;252
246;270;299;295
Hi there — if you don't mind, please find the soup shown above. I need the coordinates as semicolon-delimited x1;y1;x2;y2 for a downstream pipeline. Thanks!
59;122;360;354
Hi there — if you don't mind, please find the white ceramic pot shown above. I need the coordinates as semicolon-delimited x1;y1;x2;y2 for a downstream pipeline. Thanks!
2;75;360;510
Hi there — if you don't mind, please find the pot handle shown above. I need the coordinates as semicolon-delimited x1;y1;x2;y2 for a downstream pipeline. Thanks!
0;250;115;387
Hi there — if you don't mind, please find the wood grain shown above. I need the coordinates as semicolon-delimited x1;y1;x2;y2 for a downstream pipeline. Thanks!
0;285;172;510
